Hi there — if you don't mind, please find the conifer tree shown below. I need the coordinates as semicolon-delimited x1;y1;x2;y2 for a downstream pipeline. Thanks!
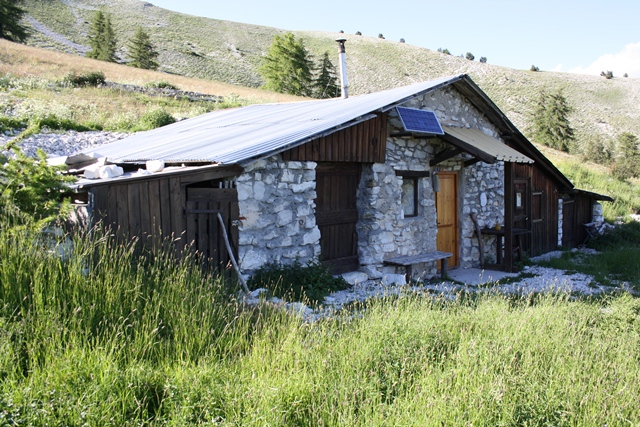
86;10;117;62
126;27;158;70
314;51;339;99
532;89;575;152
259;33;313;97
0;0;29;42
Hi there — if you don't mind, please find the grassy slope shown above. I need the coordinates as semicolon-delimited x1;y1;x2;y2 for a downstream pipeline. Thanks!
20;0;640;146
0;39;300;103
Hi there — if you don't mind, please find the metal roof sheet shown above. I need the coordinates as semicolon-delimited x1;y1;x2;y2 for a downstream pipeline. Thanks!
443;126;534;164
81;75;463;165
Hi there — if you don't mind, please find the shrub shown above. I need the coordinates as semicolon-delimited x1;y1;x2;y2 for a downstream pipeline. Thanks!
479;56;487;63
530;65;540;71
145;81;179;90
139;108;175;130
399;38;405;43
355;31;362;35
465;52;475;61
63;71;106;87
0;149;75;225
378;33;384;39
0;115;25;132
579;134;614;165
600;70;613;79
247;260;349;306
624;73;628;78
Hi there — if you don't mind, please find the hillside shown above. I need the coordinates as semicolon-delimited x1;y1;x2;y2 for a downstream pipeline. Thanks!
18;0;640;150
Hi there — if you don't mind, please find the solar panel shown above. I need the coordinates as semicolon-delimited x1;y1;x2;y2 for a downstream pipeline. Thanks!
396;107;444;135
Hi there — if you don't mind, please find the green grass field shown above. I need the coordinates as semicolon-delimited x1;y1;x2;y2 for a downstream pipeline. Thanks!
1;217;639;426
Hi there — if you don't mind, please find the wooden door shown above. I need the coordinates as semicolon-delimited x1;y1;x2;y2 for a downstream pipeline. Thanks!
435;172;458;267
316;163;361;274
185;187;239;271
513;178;531;253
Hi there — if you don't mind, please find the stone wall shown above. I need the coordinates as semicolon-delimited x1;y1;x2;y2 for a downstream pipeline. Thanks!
235;156;321;272
357;86;506;278
235;85;507;279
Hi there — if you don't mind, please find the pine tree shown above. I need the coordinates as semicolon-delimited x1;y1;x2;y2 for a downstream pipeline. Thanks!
259;33;314;97
86;10;117;62
313;51;339;99
0;0;29;42
532;89;575;152
126;27;158;70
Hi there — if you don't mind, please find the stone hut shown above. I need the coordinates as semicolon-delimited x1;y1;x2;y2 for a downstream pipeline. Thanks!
71;74;611;280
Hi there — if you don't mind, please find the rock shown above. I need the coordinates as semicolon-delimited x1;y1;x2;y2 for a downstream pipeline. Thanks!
381;273;407;286
250;288;268;298
341;271;369;285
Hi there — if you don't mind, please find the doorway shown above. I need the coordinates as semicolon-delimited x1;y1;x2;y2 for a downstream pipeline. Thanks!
435;172;459;268
315;163;361;274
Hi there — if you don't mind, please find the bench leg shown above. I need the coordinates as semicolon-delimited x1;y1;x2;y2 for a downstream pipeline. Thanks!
441;258;448;279
406;265;413;283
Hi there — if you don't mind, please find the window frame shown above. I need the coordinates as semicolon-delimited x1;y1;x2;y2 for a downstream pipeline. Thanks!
396;170;431;219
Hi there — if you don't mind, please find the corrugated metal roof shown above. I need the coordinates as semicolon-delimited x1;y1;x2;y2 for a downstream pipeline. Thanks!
443;126;534;164
81;75;463;165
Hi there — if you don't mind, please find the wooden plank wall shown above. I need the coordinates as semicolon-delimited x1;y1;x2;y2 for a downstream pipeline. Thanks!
90;176;186;250
281;113;387;163
562;194;593;247
513;163;560;256
185;188;239;270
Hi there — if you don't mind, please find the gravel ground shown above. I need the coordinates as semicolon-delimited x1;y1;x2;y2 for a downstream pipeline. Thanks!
1;130;127;159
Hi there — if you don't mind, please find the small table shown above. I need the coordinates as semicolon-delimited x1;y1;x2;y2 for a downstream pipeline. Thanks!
481;227;530;267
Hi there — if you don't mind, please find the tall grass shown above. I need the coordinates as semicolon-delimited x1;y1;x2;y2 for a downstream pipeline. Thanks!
1;219;639;425
554;159;640;220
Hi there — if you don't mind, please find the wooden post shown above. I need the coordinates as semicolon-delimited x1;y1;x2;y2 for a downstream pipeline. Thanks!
217;213;249;294
470;212;484;269
504;161;515;272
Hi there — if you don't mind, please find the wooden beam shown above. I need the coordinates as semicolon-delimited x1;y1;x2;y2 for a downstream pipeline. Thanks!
464;158;482;167
395;170;431;178
430;148;463;166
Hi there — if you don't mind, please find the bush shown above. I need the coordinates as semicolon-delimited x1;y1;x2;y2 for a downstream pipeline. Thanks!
579;134;614;165
139;109;176;130
465;52;475;61
600;70;613;79
355;31;362;35
530;65;540;71
0;149;75;225
479;56;487;63
63;71;106;87
247;260;349;306
145;81;179;90
378;33;384;39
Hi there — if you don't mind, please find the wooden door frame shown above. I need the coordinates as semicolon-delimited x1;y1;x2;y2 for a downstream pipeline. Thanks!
435;171;459;268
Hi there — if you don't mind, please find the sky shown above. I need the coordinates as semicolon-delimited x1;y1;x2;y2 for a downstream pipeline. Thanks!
148;0;640;78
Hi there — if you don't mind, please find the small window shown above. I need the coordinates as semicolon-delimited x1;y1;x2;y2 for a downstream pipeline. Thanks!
401;177;418;217
396;170;430;218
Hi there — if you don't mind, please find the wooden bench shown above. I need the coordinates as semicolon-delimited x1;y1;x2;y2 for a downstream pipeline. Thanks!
384;251;453;281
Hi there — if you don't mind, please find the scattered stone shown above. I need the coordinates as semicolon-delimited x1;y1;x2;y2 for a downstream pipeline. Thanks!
381;273;407;286
342;271;369;285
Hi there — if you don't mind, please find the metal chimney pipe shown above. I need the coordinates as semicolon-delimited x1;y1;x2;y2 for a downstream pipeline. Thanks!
336;38;348;99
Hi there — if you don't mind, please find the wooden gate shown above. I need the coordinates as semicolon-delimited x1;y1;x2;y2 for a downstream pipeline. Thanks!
185;187;239;270
435;172;459;268
316;163;361;274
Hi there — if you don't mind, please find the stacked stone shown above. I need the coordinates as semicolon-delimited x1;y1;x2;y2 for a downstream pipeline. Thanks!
236;156;320;272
